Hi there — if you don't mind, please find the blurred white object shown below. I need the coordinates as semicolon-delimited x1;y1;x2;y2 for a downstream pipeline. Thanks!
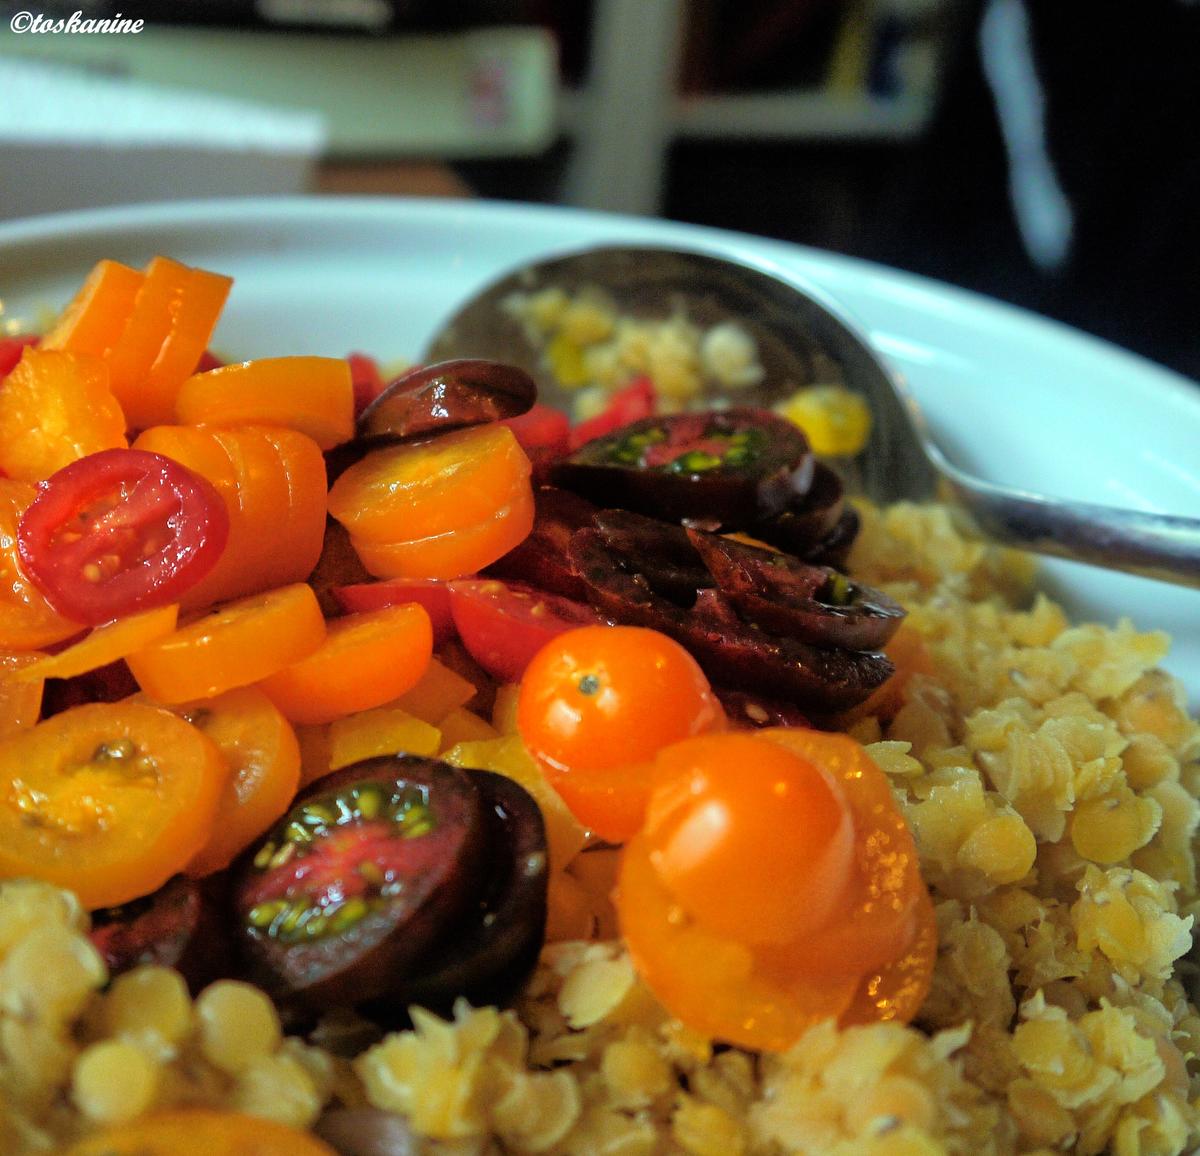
0;58;326;221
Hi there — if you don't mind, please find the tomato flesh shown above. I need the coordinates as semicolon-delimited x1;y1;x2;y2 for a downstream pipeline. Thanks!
448;578;605;682
17;448;229;625
0;335;39;378
333;577;454;644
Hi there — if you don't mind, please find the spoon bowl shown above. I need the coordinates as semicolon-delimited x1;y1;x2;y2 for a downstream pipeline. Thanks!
426;244;1200;588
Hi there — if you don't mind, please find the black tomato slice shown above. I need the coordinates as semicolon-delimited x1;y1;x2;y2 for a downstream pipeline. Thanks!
568;527;893;714
16;448;229;625
686;527;906;651
749;461;846;555
549;408;812;524
233;757;487;1010
357;359;537;444
398;770;548;1014
90;874;231;993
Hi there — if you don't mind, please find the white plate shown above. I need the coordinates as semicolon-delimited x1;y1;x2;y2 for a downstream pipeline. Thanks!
3;196;1198;699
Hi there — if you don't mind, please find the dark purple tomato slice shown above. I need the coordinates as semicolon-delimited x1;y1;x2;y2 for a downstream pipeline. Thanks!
90;874;231;993
568;527;893;714
357;359;537;444
549;407;812;524
749;461;845;555
17;448;230;625
803;505;861;570
686;527;905;651
397;769;548;1014
714;688;812;730
233;757;487;1010
485;486;598;600
447;578;606;682
40;658;139;719
589;508;711;606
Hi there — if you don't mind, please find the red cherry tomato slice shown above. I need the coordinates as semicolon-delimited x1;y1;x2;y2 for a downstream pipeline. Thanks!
0;336;39;378
568;375;657;450
332;577;454;645
447;578;605;682
17;448;230;625
503;403;571;457
347;352;386;416
194;348;224;373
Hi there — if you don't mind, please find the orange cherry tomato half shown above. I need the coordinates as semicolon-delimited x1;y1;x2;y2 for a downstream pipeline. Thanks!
517;625;723;841
179;687;303;877
257;602;433;725
0;348;126;484
126;583;326;703
447;578;605;682
59;1110;338;1156
40;258;144;359
17;448;229;625
327;422;531;544
175;356;355;451
349;483;535;581
0;701;227;908
643;733;855;945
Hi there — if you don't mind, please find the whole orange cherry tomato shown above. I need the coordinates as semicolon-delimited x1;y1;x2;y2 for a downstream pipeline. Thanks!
517;625;723;841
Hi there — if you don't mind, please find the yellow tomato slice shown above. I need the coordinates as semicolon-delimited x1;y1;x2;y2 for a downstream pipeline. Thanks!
10;604;178;683
0;651;45;736
126;583;326;703
0;701;227;908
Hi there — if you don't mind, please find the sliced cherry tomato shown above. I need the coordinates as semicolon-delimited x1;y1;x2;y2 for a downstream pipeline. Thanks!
258;602;433;725
567;374;656;450
328;423;532;545
10;604;178;684
40;259;143;359
133;425;326;609
350;484;535;581
617;833;860;1052
503;402;571;456
0;479;84;651
0;701;227;908
126;583;326;703
194;348;225;373
333;577;454;645
179;687;303;877
517;625;724;841
60;1110;338;1156
0;651;45;736
16;448;230;625
0;335;40;378
347;351;386;416
0;349;127;483
447;578;605;683
104;256;232;429
175;356;355;451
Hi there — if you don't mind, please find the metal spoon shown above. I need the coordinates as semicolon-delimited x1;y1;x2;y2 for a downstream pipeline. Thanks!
425;245;1200;589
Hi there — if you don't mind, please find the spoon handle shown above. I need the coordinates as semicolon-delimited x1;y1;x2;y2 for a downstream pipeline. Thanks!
939;463;1200;589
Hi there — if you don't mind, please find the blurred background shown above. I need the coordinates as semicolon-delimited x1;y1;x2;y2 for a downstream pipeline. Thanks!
2;0;1199;379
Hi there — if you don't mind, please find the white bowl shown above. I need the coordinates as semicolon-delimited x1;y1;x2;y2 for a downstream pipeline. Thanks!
3;196;1198;699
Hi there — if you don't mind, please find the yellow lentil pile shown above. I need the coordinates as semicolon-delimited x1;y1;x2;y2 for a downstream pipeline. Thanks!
3;501;1199;1155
